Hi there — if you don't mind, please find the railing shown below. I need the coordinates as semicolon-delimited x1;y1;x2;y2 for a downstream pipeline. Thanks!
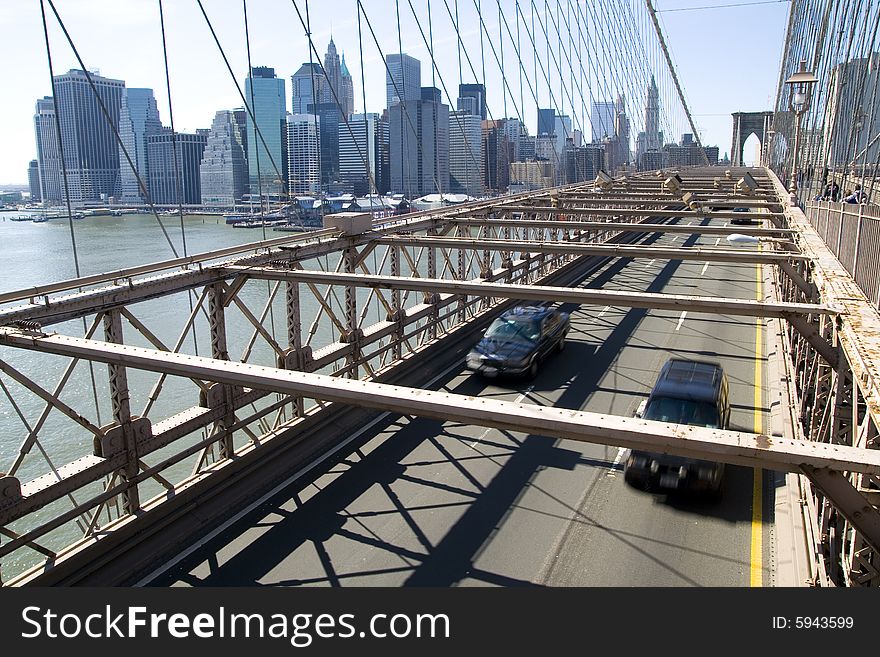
805;201;880;308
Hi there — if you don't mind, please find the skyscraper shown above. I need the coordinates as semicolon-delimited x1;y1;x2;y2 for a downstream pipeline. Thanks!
33;96;62;203
338;112;390;195
340;54;355;118
537;108;555;136
28;160;41;202
319;39;355;118
118;88;163;203
645;75;661;151
200;110;249;206
483;119;510;193
245;66;287;197
54;69;125;203
286;114;321;196
291;63;324;114
614;94;631;166
448;110;484;196
590;100;615;142
458;83;487;120
147;130;207;205
386;54;421;108
307;102;343;188
389;86;449;197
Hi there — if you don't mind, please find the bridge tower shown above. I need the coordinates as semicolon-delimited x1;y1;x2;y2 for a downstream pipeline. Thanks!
731;111;773;166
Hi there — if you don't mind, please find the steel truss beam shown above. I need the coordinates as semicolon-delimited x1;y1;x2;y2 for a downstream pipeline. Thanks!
223;268;837;319
450;218;794;237
477;205;787;221
376;236;807;265
0;329;878;479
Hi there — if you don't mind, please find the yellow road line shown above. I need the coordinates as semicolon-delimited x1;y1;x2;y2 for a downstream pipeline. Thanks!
750;262;764;587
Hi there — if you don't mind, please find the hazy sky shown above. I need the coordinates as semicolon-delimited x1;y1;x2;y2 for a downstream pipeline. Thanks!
0;0;791;185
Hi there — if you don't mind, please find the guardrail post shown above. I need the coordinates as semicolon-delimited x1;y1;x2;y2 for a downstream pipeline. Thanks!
285;280;304;417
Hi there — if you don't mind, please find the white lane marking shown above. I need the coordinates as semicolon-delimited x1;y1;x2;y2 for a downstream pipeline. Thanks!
642;258;655;268
701;262;709;276
599;305;610;317
469;385;535;447
676;311;688;331
607;447;629;477
714;237;721;247
137;357;466;585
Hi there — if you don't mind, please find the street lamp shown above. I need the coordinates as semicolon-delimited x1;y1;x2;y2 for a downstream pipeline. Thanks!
784;60;818;202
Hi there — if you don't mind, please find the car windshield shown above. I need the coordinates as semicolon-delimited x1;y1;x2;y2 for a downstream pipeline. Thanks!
484;316;540;344
643;396;720;428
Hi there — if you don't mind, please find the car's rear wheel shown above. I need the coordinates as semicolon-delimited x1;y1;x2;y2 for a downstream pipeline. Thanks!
557;335;565;352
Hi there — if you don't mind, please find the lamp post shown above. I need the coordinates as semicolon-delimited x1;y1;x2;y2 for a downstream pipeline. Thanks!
784;60;818;204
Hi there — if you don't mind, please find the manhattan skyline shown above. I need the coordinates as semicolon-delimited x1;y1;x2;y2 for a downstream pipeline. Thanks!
1;1;789;184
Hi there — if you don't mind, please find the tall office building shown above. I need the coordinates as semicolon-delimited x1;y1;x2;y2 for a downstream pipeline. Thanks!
308;102;343;188
118;88;163;203
483;119;510;193
245;66;287;197
200;110;249;206
147;130;207;205
386;54;421;108
291;63;325;114
389;86;449;197
33;96;62;203
591;100;615;142
614;94;631;167
554;114;573;155
503;118;525;163
286;114;321;196
28;160;41;202
320;39;355;118
537;108;555;136
338;112;389;195
645;75;661;151
458;83;487;120
448;110;484;196
54;69;125;203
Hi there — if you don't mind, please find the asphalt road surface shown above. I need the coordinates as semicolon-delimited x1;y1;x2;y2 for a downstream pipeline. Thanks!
150;217;773;587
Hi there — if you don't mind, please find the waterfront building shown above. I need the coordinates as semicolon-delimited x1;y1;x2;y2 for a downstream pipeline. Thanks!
389;86;449;197
482;119;510;193
33;96;62;203
338;112;390;195
286;113;321;196
147;130;207;205
245;66;287;197
118;88;163;203
28;160;41;202
449;110;484;196
53;69;125;203
200;110;249;206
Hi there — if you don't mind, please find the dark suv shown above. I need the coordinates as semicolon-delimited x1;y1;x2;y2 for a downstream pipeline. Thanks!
624;358;730;497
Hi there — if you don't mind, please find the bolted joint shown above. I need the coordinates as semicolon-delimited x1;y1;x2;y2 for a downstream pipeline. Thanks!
0;475;22;508
501;257;514;270
277;346;313;372
94;417;152;458
386;308;407;324
200;382;245;410
339;328;364;344
423;292;442;305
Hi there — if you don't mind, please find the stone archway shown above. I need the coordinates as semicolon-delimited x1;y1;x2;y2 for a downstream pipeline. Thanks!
731;111;774;166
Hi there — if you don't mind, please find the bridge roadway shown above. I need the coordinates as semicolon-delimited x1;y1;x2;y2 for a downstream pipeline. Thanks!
148;215;772;587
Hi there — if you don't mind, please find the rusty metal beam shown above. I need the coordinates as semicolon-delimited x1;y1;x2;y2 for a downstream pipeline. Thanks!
224;268;838;319
377;236;807;264
0;329;878;477
450;218;794;236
